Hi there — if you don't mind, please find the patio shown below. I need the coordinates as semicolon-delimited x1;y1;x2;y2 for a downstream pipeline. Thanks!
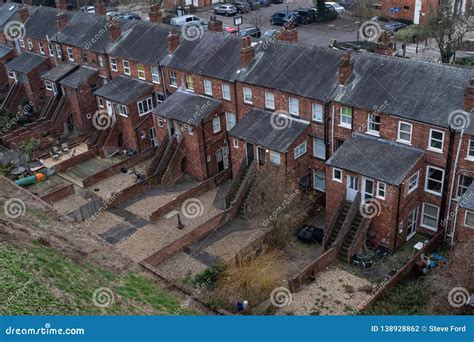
39;143;89;168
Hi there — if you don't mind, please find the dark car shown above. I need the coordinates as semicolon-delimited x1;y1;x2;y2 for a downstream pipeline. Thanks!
297;225;324;244
234;1;251;13
270;11;299;26
257;0;272;7
239;26;261;38
119;12;142;20
383;21;407;32
246;0;260;10
294;8;316;25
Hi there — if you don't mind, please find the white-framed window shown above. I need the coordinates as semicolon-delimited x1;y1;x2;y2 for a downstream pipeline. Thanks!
7;70;16;80
19;39;25;48
55;44;62;58
45;81;53;91
27;39;33;51
464;211;474;227
232;139;239;148
243;87;252;104
187;126;194;135
123;60;131;75
118;104;128;117
467;139;474;160
98;55;104;68
222;84;231;101
340;107;352;128
289;97;299;116
38;42;45;55
425;166;444;196
456;175;472;198
376;182;386;200
110;57;117;71
137;64;146;80
265;91;275;110
313;137;325;160
407;171;419;194
225;112;236;131
67;47;74;62
397;121;412;144
367;114;380;135
98;98;104;108
151;66;160;84
428;129;444;152
333;168;342;182
82;51;88;63
169;71;177;86
314;171;326;192
137;97;153;116
312;103;323;123
157;117;164;128
294;142;307;159
421;203;439;230
270;151;281;165
48;44;54;57
204;79;213;95
212;116;221;133
185;74;194;91
156;93;164;103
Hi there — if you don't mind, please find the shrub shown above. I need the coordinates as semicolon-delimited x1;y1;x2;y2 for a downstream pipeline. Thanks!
193;263;225;289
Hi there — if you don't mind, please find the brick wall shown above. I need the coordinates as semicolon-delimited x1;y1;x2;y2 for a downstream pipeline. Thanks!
40;183;75;204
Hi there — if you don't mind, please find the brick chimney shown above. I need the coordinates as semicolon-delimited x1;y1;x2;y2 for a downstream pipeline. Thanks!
55;0;67;11
108;16;121;42
18;6;29;23
167;31;180;54
56;11;68;32
278;23;298;43
240;36;254;68
94;1;107;16
208;15;223;32
375;31;395;56
149;4;163;24
338;52;353;85
464;77;474;112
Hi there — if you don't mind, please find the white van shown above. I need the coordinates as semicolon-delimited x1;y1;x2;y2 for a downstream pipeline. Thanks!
170;15;205;27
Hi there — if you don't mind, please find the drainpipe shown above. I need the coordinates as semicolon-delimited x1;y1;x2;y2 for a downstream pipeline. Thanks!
201;118;210;179
331;104;335;155
103;48;111;80
159;63;167;99
394;183;402;250
323;95;329;159
445;128;463;242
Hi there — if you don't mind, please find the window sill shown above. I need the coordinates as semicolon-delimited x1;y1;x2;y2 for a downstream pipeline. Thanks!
312;120;323;124
332;178;343;183
424;189;442;197
243;101;253;105
420;224;437;231
339;124;351;129
366;130;380;137
427;147;443;154
169;84;178;88
396;139;412;146
465;157;474;162
265;107;275;111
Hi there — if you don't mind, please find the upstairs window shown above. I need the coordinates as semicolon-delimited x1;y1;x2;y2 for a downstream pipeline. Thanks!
265;91;275;110
428;129;444;152
457;175;472;198
243;87;252;104
48;44;54;57
421;203;439;230
185;74;194;91
82;51;88;63
27;39;33;51
294;142;307;159
270;151;281;165
137;64;146;80
222;84;231;101
312;103;323;123
289;97;299;116
151;66;160;84
169;71;177;86
212;116;221;133
98;54;104;68
340;107;352;128
55;44;62;58
333;168;342;182
110;57;118;72
123;60;131;75
467;139;474;160
225;112;236;131
204;79;213;96
137;97;153;116
38;42;45;55
425;166;444;196
367;114;380;135
397;121;412;144
313;137;325;160
67;47;74;62
407;171;419;194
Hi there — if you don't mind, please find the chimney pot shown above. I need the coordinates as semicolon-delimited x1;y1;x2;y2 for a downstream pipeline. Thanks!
56;11;68;32
107;16;121;42
278;23;298;43
55;0;68;11
149;4;163;23
167;31;180;54
18;6;29;23
208;15;223;32
240;37;254;68
94;1;107;16
338;52;353;85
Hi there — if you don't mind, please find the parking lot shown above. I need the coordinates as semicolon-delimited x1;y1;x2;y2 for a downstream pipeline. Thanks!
197;0;361;46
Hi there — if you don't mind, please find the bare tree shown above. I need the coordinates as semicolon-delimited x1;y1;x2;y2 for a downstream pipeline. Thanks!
423;3;474;63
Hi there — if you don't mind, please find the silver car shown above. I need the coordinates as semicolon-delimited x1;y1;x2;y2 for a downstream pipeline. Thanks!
214;4;238;16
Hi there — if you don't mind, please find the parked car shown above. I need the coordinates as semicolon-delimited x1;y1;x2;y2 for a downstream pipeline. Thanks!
80;6;95;13
272;0;284;3
214;4;238;16
257;0;272;7
106;11;121;17
262;28;280;38
119;12;141;21
297;225;323;244
170;15;205;27
246;0;260;10
225;26;239;35
234;1;251;13
294;8;316;25
239;26;261;38
326;2;345;14
383;21;407;32
270;11;299;26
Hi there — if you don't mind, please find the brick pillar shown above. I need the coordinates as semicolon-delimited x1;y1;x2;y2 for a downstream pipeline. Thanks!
167;31;180;54
278;23;298;43
56;11;68;32
338;52;353;85
464;77;474;112
208;15;223;32
375;31;395;56
94;1;107;16
240;36;254;68
18;6;29;23
149;4;163;23
108;16;121;42
55;0;68;11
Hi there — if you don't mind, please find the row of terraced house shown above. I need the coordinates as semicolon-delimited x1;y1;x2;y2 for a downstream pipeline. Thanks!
0;1;473;260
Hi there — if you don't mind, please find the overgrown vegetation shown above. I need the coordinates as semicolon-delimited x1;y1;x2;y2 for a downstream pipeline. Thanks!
395;25;420;44
193;263;225;289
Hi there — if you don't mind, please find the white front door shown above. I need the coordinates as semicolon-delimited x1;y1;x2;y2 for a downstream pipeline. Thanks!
150;127;158;147
406;207;418;240
346;175;359;202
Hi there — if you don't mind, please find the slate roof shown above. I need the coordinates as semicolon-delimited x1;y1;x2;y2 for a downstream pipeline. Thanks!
236;42;343;101
161;32;242;81
153;88;222;124
60;66;98;89
326;133;424;186
0;45;13;58
0;3;34;31
335;52;474;135
24;6;71;41
94;75;153;105
5;52;47;74
459;183;474;211
41;63;78;82
229;108;310;153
